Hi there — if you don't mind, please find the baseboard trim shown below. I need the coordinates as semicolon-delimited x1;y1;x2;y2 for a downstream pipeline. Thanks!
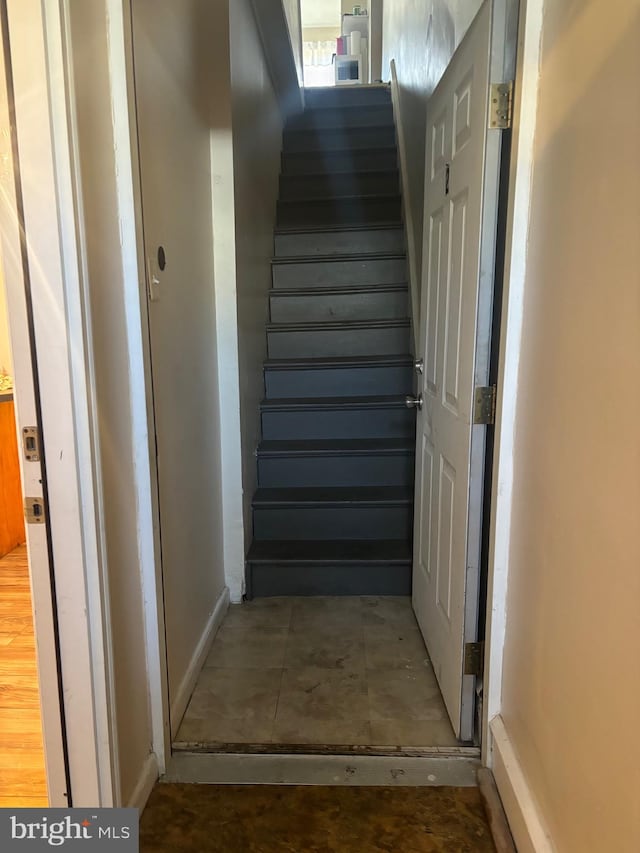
169;587;230;739
490;716;555;853
127;752;159;811
389;59;419;354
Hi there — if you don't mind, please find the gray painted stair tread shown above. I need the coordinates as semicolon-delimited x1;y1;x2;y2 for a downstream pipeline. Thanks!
274;224;404;236
270;284;407;296
266;319;410;332
264;354;413;369
272;251;406;265
278;193;401;204
281;168;399;179
261;395;408;410
246;539;411;563
253;486;413;506
258;438;414;456
285;122;394;135
276;221;402;234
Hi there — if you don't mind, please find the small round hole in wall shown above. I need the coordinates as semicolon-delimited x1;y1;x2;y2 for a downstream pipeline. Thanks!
157;246;166;271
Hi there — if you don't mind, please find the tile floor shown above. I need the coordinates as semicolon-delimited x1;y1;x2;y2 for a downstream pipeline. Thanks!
175;596;460;749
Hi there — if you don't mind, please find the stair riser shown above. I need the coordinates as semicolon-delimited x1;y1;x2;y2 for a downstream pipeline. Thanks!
264;364;414;398
283;127;396;153
270;290;407;323
277;197;401;228
282;149;398;176
267;325;410;358
253;506;412;541
274;228;405;258
287;106;394;130
261;408;414;440
247;562;411;597
272;257;406;289
304;88;391;109
257;454;414;488
280;172;399;200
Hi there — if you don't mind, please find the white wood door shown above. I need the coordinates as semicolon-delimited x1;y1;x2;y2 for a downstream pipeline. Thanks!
131;1;224;729
412;0;505;741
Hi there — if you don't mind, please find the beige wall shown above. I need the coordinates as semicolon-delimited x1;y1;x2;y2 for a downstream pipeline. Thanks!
500;1;640;850
230;0;283;547
0;270;11;374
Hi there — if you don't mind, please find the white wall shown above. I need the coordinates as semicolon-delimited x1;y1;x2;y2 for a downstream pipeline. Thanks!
67;0;154;806
230;0;283;549
498;1;640;850
282;0;303;85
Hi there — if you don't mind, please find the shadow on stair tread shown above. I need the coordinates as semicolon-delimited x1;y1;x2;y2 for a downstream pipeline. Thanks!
246;539;411;563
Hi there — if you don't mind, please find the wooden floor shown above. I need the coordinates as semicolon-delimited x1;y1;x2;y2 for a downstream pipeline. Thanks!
0;544;48;806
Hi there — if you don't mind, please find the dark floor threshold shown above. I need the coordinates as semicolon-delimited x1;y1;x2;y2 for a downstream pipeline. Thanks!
171;741;478;758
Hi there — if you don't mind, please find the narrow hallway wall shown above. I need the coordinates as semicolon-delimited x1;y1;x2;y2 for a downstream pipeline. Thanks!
499;1;640;849
230;0;284;549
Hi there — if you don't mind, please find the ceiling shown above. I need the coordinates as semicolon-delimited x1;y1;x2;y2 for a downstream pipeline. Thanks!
301;0;341;29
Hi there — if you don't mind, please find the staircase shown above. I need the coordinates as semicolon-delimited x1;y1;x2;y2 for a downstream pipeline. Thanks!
246;85;416;597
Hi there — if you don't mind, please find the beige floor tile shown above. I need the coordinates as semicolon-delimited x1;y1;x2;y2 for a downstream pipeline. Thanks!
181;668;282;721
369;718;458;747
367;669;445;721
361;596;417;628
276;668;369;726
175;716;275;745
284;626;365;670
204;626;288;669
223;598;292;629
290;596;364;631
364;625;431;670
272;717;372;745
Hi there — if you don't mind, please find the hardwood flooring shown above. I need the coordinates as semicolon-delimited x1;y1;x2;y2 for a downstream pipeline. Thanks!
0;545;47;806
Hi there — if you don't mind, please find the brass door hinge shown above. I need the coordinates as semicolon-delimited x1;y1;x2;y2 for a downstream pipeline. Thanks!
464;642;485;677
489;82;513;129
473;385;497;425
24;497;46;525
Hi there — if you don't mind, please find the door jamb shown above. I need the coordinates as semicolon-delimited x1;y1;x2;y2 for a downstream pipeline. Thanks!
2;0;119;804
0;1;70;807
97;0;172;775
482;0;544;765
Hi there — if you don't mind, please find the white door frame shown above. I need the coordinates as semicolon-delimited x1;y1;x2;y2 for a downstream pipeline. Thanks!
2;0;545;793
1;0;120;804
481;0;544;763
